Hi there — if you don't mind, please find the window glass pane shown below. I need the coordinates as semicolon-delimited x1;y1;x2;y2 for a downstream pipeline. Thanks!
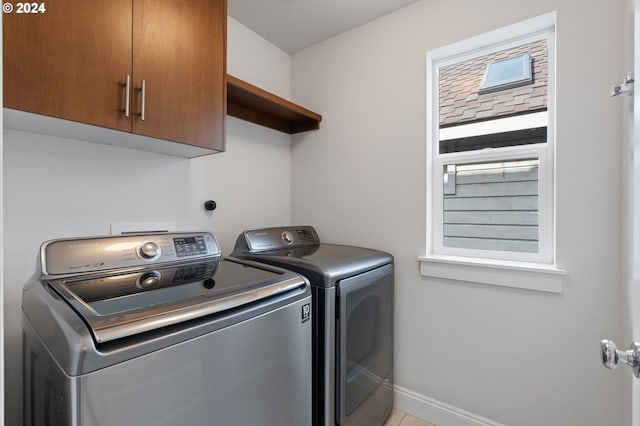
480;54;531;91
442;159;539;253
438;40;547;154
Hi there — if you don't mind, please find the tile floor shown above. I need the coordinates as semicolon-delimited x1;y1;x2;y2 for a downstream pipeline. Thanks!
384;409;435;426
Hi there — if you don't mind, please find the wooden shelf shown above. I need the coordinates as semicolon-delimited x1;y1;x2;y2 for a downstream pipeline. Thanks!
226;74;322;134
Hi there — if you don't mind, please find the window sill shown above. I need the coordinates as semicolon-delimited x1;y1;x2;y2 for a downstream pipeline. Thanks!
418;255;566;293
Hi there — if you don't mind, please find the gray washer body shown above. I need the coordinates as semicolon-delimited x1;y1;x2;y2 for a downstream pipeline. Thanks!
23;232;313;426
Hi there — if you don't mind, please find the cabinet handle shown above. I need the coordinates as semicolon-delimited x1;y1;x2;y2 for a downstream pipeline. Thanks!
123;74;131;117
138;79;146;121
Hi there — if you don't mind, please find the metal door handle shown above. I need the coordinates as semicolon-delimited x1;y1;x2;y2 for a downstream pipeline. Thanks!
138;79;146;121
123;74;131;117
601;339;640;377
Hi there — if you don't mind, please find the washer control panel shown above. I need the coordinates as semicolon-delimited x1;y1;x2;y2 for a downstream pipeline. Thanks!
242;226;319;252
43;232;221;276
174;235;209;257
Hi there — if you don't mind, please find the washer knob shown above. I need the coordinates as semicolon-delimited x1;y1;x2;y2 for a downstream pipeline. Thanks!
282;231;295;245
139;241;161;259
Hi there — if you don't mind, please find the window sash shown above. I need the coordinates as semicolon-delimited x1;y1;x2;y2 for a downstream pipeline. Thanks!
430;144;552;263
426;17;555;265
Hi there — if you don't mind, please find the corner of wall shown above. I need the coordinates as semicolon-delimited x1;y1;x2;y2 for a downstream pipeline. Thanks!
227;16;292;99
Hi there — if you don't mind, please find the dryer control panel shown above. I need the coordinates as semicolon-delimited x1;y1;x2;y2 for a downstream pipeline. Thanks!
240;226;319;253
42;232;221;276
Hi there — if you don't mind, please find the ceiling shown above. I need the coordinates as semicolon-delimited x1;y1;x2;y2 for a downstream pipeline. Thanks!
228;0;419;53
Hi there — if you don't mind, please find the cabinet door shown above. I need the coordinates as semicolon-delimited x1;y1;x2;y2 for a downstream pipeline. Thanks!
3;0;133;132
132;0;226;151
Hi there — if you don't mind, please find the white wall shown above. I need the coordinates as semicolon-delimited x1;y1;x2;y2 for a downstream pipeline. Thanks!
227;17;291;97
291;1;624;425
2;17;292;426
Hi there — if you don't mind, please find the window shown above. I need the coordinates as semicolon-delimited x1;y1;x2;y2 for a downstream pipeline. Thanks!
425;14;556;270
479;53;533;94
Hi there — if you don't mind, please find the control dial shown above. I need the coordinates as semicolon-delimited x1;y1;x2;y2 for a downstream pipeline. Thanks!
282;231;295;245
139;241;161;260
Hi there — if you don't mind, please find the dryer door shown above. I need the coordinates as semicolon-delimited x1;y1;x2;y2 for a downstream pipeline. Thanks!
337;263;393;426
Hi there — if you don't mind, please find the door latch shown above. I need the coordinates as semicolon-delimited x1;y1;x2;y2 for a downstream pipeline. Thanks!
610;73;634;97
601;339;640;377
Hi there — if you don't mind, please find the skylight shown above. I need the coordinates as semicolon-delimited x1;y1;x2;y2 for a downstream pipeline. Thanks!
478;53;532;94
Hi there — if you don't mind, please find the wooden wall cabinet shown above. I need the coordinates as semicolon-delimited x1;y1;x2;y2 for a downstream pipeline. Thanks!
3;0;226;154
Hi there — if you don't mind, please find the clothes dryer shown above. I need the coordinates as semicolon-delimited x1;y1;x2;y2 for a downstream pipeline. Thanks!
233;226;393;426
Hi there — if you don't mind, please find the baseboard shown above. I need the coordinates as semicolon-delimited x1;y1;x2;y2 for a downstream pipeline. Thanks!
393;385;505;426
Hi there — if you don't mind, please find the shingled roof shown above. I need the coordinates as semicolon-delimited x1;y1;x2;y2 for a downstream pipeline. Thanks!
439;39;548;127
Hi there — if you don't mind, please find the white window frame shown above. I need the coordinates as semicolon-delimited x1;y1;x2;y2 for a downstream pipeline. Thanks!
421;12;565;293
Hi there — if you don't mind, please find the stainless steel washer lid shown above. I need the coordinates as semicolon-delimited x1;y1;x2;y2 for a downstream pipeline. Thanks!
35;232;308;343
48;259;306;343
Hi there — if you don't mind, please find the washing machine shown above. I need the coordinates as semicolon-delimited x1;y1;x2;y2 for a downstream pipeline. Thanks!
233;225;394;426
22;231;312;426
